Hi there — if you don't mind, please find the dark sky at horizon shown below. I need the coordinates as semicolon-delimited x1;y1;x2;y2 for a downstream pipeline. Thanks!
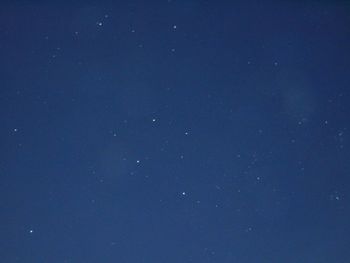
1;1;350;262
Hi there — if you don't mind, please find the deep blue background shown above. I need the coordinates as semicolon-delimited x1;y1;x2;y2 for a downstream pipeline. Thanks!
1;1;350;262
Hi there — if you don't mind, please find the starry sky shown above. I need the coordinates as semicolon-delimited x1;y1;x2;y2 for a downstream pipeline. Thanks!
1;1;350;262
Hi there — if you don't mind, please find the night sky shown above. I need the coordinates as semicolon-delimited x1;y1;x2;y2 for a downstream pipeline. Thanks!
1;1;350;262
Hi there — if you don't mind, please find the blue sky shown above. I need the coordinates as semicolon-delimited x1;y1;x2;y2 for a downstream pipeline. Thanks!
0;1;349;262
